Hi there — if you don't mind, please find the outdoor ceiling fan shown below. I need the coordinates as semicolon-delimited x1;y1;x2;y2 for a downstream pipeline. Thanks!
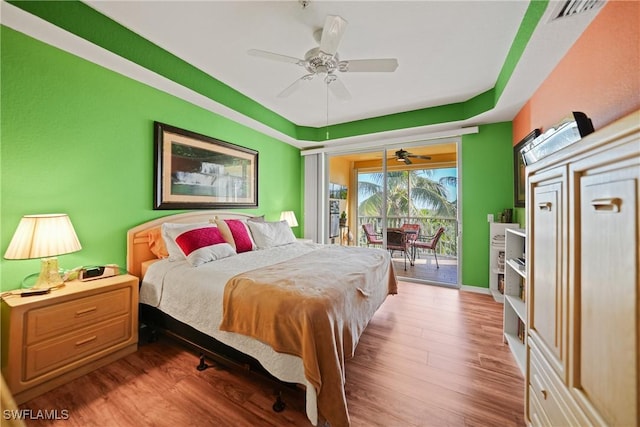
393;149;432;165
247;15;398;100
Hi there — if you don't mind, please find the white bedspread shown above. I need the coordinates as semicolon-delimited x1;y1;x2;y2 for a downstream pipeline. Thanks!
140;242;322;424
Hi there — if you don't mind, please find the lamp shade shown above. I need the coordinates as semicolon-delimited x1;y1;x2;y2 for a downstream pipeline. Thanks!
279;211;298;227
4;214;82;260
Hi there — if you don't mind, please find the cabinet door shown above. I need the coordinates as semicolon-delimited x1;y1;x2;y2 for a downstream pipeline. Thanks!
572;162;638;426
528;168;566;379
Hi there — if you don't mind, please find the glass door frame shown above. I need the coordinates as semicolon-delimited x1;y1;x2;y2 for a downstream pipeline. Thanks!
323;138;462;288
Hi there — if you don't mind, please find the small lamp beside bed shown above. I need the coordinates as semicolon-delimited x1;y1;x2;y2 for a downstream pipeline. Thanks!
4;213;82;289
279;211;298;228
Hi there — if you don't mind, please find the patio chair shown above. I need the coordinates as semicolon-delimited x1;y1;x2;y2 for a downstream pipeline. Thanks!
362;223;383;247
401;223;420;245
387;228;410;270
412;226;445;268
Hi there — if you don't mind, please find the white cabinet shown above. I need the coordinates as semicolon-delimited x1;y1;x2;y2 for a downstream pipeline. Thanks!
489;223;519;302
525;110;639;426
503;228;527;374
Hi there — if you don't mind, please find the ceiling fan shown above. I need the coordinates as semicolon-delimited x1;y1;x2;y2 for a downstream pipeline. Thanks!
247;15;398;100
393;149;432;165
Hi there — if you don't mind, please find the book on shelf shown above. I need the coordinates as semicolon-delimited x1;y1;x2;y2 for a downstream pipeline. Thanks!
498;274;505;294
491;234;506;249
517;318;526;343
520;278;527;302
497;251;505;270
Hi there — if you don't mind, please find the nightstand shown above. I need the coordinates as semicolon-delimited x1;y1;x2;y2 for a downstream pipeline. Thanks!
1;274;139;404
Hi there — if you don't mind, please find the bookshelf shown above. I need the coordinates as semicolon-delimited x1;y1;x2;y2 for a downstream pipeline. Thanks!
503;227;526;374
488;223;519;302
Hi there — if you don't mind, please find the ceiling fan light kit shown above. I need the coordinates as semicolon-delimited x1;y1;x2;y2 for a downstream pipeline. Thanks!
394;149;432;165
247;14;398;101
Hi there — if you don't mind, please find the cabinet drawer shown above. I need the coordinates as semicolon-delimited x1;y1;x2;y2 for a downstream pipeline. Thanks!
529;385;552;427
529;345;575;426
25;287;131;344
24;315;132;381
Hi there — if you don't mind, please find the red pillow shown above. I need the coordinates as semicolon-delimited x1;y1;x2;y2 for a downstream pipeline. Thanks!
175;227;226;257
225;219;255;253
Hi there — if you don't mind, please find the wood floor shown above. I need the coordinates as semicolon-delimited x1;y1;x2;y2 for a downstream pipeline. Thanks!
19;282;525;427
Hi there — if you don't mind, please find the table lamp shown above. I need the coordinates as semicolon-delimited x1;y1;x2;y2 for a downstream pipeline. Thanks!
279;211;298;228
4;214;82;289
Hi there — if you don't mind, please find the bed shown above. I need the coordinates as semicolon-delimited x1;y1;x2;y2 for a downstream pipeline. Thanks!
127;211;397;427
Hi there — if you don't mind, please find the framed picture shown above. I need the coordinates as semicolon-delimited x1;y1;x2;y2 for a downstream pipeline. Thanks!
154;122;258;209
513;129;540;207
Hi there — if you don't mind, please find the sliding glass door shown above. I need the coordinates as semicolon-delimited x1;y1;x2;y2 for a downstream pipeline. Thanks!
351;144;459;286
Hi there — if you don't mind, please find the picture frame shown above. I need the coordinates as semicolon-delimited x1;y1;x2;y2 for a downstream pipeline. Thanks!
513;129;540;207
154;122;258;209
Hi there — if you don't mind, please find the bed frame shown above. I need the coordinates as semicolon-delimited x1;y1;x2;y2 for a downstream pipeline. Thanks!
127;211;295;412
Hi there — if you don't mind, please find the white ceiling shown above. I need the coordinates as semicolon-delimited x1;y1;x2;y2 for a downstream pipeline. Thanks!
80;0;603;135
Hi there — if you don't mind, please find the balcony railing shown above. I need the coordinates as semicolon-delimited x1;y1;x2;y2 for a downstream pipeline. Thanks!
357;216;458;257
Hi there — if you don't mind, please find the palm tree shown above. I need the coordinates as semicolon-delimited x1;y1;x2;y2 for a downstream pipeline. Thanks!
358;170;456;218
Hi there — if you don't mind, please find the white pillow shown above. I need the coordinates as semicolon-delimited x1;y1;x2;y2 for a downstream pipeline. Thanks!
247;220;296;249
161;222;213;261
185;243;236;267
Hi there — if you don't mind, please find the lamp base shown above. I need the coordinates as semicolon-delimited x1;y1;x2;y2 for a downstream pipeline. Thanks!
33;257;64;289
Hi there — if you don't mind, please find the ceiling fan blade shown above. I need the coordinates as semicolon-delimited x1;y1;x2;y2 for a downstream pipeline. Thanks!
277;74;314;98
404;158;412;165
339;58;399;72
319;15;348;56
247;49;304;66
326;76;351;101
409;155;432;160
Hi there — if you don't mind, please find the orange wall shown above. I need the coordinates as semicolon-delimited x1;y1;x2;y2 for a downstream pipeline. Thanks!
513;1;640;143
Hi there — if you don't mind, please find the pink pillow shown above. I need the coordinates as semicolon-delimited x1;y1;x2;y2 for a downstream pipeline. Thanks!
222;219;255;253
175;227;226;256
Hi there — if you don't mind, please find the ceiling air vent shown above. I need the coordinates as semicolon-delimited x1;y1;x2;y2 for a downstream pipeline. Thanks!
552;0;604;21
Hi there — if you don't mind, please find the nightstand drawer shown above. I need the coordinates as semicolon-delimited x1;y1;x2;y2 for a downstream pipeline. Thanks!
25;287;131;344
24;315;132;381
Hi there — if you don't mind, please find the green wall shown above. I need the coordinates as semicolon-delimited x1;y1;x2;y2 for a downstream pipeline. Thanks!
8;0;548;142
0;27;302;291
1;22;519;292
461;122;514;288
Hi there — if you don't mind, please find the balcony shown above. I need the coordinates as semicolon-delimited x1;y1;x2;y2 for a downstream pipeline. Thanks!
356;215;458;286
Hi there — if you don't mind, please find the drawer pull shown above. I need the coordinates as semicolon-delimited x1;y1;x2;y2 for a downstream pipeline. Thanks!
537;202;552;211
591;197;621;213
75;335;97;346
75;306;97;317
533;374;548;400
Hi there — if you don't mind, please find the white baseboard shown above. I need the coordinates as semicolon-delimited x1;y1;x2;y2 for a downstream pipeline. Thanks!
460;285;491;295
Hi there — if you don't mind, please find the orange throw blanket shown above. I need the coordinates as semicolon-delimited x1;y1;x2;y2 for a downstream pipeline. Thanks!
219;245;397;427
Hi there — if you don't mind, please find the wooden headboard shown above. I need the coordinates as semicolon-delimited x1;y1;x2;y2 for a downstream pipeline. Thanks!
126;211;254;279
